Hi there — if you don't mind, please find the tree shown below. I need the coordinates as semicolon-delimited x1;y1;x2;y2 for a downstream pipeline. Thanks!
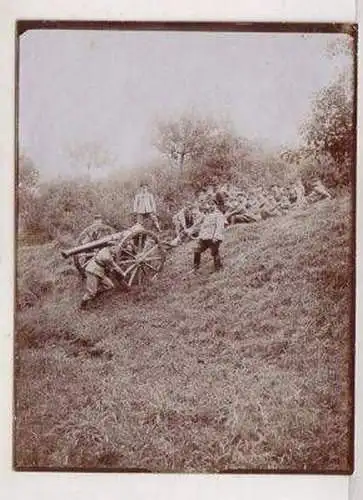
153;114;253;190
299;72;354;187
301;75;354;164
153;115;219;171
299;32;355;187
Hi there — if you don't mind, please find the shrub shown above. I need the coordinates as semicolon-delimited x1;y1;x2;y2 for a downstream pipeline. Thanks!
298;154;353;191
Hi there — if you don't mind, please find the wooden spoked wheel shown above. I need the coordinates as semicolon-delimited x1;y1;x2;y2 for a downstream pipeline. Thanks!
73;224;115;277
115;229;166;288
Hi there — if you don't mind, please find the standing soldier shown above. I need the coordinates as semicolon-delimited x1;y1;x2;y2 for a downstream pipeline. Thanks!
133;182;161;232
193;200;225;273
80;243;127;308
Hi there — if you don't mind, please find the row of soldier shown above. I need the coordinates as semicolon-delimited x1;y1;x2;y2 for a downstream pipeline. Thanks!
76;178;331;306
170;177;331;246
78;178;331;247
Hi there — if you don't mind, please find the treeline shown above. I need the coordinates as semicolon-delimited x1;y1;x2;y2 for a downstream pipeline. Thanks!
18;70;354;244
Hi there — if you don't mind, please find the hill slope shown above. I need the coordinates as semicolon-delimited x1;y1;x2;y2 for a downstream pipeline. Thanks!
15;195;354;472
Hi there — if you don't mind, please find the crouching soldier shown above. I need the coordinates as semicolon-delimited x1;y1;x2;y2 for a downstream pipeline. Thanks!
80;244;127;308
171;203;204;246
172;202;194;238
193;200;225;273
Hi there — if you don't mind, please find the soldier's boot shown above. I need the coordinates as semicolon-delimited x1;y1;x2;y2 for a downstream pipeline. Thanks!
79;297;93;309
213;254;223;272
193;252;201;272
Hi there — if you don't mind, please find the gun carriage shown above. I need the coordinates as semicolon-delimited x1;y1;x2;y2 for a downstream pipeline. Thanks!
61;224;166;288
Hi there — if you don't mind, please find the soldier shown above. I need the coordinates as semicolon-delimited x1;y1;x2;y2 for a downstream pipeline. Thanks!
193;200;225;273
244;191;263;222
255;188;270;211
80;243;127;308
172;202;194;238
133;182;161;232
307;178;332;203
260;194;282;219
170;203;204;246
214;186;228;214
291;178;306;207
277;189;292;213
225;192;249;224
196;188;208;204
271;184;283;202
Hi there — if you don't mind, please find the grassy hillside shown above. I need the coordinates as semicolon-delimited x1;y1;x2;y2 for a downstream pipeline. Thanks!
14;195;354;472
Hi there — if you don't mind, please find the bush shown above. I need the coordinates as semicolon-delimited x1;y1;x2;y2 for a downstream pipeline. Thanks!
298;154;353;191
299;71;354;189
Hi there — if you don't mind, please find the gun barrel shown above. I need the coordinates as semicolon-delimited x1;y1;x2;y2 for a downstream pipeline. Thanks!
61;232;124;258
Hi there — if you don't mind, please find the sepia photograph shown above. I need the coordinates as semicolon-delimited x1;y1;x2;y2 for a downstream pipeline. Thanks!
14;21;356;473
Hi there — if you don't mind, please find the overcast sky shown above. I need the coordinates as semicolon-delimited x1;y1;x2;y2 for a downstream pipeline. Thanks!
19;29;352;179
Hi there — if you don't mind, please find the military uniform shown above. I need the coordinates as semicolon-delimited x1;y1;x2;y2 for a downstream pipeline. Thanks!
260;195;282;218
133;187;161;231
307;179;331;203
271;185;283;202
193;205;225;271
81;246;122;306
292;179;306;207
243;195;262;222
225;196;252;224
278;194;291;213
172;205;195;237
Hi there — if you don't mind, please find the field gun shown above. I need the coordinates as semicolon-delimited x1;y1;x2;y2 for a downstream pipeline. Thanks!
61;224;166;287
61;232;124;259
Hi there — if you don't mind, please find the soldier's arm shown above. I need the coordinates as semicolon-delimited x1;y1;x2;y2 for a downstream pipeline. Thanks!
186;212;204;234
150;194;156;213
112;263;125;276
217;214;225;236
180;211;188;230
105;251;124;276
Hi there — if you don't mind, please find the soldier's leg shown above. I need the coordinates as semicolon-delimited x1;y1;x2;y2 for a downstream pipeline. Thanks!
135;214;148;248
81;273;100;305
136;213;144;225
173;217;181;238
150;213;162;232
234;214;252;223
98;275;115;292
251;212;262;222
193;239;208;269
210;241;222;271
